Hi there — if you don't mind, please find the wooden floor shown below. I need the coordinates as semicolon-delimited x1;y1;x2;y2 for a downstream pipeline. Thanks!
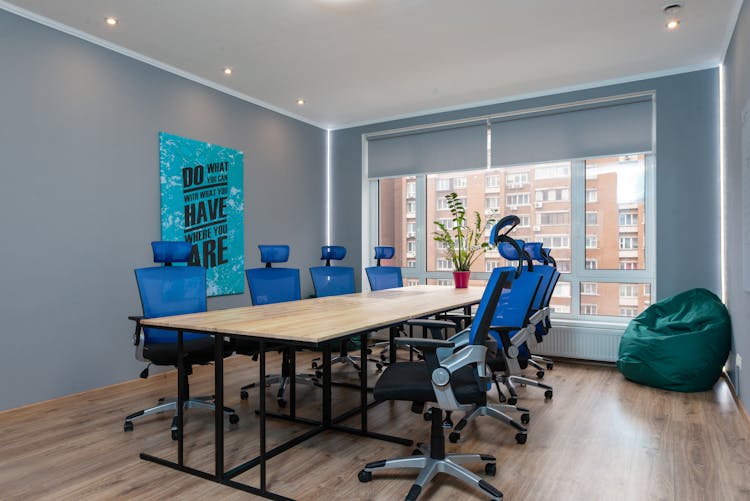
1;352;749;500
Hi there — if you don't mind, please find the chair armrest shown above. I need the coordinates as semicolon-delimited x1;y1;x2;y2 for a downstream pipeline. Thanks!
128;315;144;322
129;315;144;346
394;338;454;349
405;318;457;330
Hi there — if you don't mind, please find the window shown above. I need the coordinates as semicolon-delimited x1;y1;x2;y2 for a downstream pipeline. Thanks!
453;177;467;189
436;259;453;271
619;284;639;297
486;175;500;188
620;307;638;317
581;304;598;315
585;235;598;249
539;212;569;225
406;240;415;257
586;212;598;225
585;189;598;202
536;188;569;202
581;282;599;295
619;237;638;250
585;259;598;270
551;304;571;314
436;217;452;229
554;282;571;298
506;193;530;207
485;197;500;209
436;178;451;191
556;260;571;273
406;182;416;198
436;279;453;286
506;172;529;186
535;164;570;179
406;200;416;215
405;278;420;286
644;284;651;296
407;260;416;268
518;215;530;227
540;235;569;249
619;260;637;270
619;210;638;226
485;260;501;272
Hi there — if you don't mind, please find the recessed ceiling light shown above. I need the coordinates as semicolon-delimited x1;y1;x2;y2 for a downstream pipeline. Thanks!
666;19;680;30
105;17;118;26
296;99;306;106
223;67;232;75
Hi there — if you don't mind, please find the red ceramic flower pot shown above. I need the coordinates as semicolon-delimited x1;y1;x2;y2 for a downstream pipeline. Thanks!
452;271;470;288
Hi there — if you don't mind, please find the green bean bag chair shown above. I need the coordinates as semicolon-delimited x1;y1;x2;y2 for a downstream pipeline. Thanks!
617;288;731;392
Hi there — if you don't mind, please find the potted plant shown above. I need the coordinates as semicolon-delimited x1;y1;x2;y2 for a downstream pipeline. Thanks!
433;192;496;288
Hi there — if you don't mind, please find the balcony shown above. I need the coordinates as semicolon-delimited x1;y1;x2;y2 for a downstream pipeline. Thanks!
619;296;639;307
619;249;639;258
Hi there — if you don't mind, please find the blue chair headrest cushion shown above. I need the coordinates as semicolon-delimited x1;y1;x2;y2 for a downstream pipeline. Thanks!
543;247;552;257
498;240;525;260
259;245;290;264
374;246;395;260
152;241;192;264
321;246;347;261
524;242;545;262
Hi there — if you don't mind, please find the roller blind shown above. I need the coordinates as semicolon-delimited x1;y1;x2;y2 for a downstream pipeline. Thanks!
490;98;653;167
367;123;487;178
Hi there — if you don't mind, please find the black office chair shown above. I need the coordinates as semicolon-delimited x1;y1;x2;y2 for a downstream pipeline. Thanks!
236;245;319;407
358;267;514;501
125;241;238;439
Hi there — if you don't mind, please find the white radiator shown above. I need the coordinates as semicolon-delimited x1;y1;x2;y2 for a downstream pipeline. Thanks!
532;322;626;362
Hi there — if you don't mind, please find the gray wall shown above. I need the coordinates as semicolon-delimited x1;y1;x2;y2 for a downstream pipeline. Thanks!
333;69;721;304
0;11;326;410
723;0;750;404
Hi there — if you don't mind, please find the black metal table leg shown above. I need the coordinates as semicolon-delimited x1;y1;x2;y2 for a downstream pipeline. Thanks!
214;333;224;479
177;329;184;466
360;332;368;433
322;344;332;427
259;340;267;492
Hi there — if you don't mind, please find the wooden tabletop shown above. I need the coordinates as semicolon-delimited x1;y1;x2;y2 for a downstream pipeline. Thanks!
140;285;484;345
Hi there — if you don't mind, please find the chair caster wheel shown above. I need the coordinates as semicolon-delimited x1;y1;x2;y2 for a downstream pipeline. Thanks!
497;393;507;403
536;371;545;379
171;429;179;441
521;413;530;425
485;463;497;476
507;397;517;405
311;362;318;369
545;390;553;400
229;414;239;424
315;370;323;379
449;432;460;443
366;348;372;355
412;449;422;456
423;411;432;421
277;399;287;408
240;390;249;400
546;363;554;370
515;433;527;444
358;470;372;483
124;421;134;432
375;363;383;371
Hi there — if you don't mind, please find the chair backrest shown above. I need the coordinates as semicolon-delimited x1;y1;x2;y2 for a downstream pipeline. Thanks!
365;246;403;291
246;245;301;305
523;242;559;311
467;267;515;347
135;241;207;345
310;245;355;297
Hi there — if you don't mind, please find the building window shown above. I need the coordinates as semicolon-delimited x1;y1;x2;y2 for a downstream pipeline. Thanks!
585;189;598;202
644;284;651;296
539;212;569;225
540;235;569;249
436;178;451;191
619;284;639;298
554;282;571;298
485;260;501;272
436;279;452;286
619;260;637;270
585;259;598;270
406;200;416;215
436;258;453;271
518;215;530;227
506;193;530;207
586;212;598;225
620;307;638;317
406;182;416;198
581;283;599;295
407;222;416;238
486;175;500;188
405;278;420;286
535;188;569;202
453;177;467;189
619;236;638;250
534;164;570;179
585;235;598;249
506;172;529;186
556;260;570;273
581;304;598;315
407;259;416;268
551;304;571;314
485;197;500;209
619;210;638;226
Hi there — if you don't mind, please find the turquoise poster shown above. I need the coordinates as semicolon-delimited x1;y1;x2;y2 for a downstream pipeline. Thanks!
159;132;244;296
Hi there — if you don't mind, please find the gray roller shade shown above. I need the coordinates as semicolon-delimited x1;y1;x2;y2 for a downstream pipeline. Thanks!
367;123;487;178
491;97;653;167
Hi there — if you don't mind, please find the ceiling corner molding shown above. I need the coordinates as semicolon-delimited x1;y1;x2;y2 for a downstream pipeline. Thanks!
0;0;326;130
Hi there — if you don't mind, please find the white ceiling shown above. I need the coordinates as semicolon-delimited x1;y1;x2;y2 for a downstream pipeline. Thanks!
0;0;743;129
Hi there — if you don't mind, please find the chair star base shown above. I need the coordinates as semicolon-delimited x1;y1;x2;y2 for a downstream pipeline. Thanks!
124;397;238;439
450;401;529;444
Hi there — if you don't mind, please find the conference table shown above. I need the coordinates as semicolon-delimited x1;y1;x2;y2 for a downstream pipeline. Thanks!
139;284;485;500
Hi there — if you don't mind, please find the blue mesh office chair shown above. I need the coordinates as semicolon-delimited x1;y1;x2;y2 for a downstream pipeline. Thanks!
125;241;238;439
236;245;318;407
358;267;515;501
309;246;381;373
522;242;560;375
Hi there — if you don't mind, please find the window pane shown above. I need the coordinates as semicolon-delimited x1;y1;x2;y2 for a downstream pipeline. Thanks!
378;176;417;267
550;280;572;314
585;155;646;270
579;281;650;317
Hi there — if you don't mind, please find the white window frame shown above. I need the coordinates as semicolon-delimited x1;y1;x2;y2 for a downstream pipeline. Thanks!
453;177;467;189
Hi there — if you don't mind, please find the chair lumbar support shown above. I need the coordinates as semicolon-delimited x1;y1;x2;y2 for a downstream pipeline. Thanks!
358;407;502;500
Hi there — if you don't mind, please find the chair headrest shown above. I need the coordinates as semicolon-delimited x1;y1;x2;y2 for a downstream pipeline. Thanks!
321;246;347;261
498;240;525;260
523;242;546;263
374;246;395;260
259;245;290;264
489;215;521;246
152;241;192;264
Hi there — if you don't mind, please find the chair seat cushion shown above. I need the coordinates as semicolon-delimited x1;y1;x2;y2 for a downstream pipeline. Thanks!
144;336;229;366
373;362;483;405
